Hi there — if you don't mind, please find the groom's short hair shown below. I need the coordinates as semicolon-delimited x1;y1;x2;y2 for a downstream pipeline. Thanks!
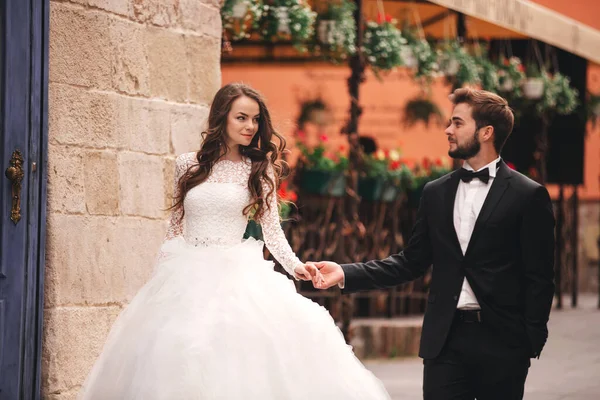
449;88;515;153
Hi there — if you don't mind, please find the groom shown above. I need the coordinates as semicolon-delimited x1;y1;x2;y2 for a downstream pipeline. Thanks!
312;88;555;399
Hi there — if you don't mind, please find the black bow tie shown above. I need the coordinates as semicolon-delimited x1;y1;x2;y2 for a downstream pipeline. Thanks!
459;168;490;184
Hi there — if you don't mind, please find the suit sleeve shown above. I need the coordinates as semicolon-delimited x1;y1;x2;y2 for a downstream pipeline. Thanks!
340;183;433;293
520;185;555;358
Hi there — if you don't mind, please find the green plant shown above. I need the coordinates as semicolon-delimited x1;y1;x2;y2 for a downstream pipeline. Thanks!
296;135;349;173
403;30;438;83
476;56;499;93
260;0;317;50
440;41;480;87
410;159;452;190
362;16;406;75
402;97;445;127
221;0;264;41
587;92;600;127
296;98;329;129
536;72;580;116
496;56;526;98
316;0;357;60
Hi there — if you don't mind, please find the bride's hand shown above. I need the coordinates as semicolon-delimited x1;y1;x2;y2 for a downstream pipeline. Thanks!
294;263;323;283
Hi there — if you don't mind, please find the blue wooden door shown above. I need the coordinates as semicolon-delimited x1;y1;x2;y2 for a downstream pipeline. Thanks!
1;0;48;398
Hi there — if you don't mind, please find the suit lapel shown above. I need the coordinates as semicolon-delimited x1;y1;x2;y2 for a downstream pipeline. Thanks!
464;161;511;257
443;170;463;258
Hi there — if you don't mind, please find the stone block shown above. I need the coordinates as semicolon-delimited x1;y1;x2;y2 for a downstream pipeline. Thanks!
180;0;222;38
118;152;166;218
83;151;120;215
67;0;132;17
42;306;121;394
121;97;171;154
44;214;164;308
146;27;188;102
132;0;179;27
184;35;221;105
109;17;151;96
115;216;167;300
163;157;177;205
170;104;207;155
49;3;112;89
47;144;86;214
49;83;126;148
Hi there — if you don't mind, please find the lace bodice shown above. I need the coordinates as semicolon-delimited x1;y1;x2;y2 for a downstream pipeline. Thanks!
164;152;302;277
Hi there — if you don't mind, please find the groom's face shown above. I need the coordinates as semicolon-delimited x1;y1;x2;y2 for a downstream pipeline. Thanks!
445;103;481;160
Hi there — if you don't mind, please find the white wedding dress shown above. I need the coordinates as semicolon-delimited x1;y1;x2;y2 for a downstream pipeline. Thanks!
78;152;390;400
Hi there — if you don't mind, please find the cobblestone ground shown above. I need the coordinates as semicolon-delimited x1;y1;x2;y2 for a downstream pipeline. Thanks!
365;295;600;400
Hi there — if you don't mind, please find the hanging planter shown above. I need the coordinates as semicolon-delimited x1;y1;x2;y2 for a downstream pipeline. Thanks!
221;0;264;41
522;78;545;99
317;20;336;43
402;97;445;127
535;72;579;116
439;42;480;88
260;0;316;50
314;0;356;60
496;56;525;94
232;1;248;18
401;32;438;83
362;14;407;76
400;45;418;69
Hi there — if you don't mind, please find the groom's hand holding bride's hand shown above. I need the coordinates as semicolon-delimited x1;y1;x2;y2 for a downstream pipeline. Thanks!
294;263;324;283
307;261;344;289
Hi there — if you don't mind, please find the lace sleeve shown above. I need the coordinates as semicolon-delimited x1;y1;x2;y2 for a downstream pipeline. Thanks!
258;164;303;278
164;152;196;241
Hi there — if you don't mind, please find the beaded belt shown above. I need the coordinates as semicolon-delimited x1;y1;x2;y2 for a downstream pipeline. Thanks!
187;237;240;248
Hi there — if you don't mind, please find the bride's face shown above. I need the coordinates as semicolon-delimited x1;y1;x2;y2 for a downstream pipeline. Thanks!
225;95;260;149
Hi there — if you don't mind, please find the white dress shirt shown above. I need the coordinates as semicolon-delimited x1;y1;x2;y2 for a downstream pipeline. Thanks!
455;157;501;310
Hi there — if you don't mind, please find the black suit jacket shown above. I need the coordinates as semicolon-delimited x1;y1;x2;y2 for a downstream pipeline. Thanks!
342;161;555;360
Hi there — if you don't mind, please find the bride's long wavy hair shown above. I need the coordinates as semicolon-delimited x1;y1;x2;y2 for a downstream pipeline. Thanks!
171;83;288;221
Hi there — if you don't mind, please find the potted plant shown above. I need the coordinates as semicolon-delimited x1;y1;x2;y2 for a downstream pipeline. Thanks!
587;92;600;127
475;55;499;93
408;158;452;208
535;72;579;116
439;41;480;88
402;96;445;127
359;149;413;202
296;134;348;197
402;29;438;82
362;13;406;75
316;0;356;60
260;0;316;50
496;56;525;93
221;0;264;41
522;64;545;100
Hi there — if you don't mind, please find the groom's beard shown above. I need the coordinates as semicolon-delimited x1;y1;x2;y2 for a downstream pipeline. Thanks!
449;129;481;160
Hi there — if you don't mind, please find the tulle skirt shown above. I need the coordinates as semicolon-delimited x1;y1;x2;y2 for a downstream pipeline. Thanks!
78;237;390;400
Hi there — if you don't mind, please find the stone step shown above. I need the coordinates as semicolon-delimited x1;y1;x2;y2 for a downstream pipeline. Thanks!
349;316;424;360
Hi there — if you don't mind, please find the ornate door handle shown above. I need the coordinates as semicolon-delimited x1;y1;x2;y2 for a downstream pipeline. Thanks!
5;150;24;224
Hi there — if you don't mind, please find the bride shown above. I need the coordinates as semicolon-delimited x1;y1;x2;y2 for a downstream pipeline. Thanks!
78;83;390;400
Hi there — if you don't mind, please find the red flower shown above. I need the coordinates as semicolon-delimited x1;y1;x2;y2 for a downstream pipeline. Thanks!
503;58;510;66
517;64;525;73
422;157;431;169
376;13;392;24
390;160;402;170
434;158;443;166
319;134;329;142
288;191;298;203
506;162;517;170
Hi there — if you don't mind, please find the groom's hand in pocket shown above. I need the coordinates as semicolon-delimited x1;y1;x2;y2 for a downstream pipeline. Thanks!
310;261;344;289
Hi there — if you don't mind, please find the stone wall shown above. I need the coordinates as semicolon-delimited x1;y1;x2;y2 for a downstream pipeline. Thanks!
43;0;221;397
